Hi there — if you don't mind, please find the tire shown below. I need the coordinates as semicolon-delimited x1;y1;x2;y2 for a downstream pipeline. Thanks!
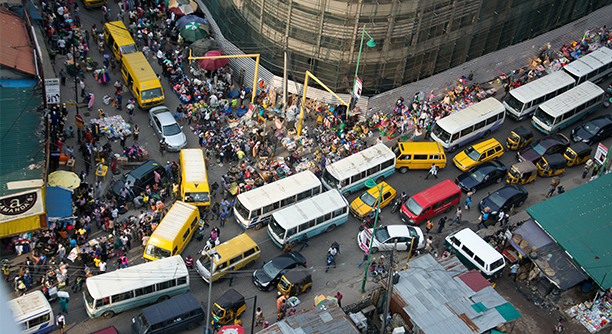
371;247;378;254
517;200;525;207
326;224;336;232
483;130;491;138
157;295;169;303
399;167;409;174
267;284;275;292
303;286;311;294
444;205;453;213
290;239;298;247
245;260;255;269
187;322;199;330
376;176;384;184
254;222;264;230
102;311;115;319
496;177;503;184
451;146;458;153
391;205;398;214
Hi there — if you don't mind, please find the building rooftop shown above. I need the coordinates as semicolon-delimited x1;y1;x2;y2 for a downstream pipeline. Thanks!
0;8;36;76
256;302;360;334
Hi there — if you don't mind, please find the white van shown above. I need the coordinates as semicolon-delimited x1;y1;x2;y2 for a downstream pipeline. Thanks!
444;228;505;278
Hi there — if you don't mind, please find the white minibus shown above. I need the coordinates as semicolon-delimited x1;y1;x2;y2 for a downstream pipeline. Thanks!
532;81;605;135
6;290;54;334
503;71;576;120
563;46;612;84
268;189;349;247
233;171;322;230
83;256;189;318
321;144;395;195
445;228;505;278
430;98;505;152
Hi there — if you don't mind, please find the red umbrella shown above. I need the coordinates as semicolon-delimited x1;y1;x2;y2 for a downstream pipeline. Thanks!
218;325;244;334
199;50;230;71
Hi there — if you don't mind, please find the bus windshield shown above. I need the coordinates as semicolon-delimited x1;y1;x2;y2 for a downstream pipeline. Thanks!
431;124;451;143
505;94;524;112
145;244;171;259
322;169;339;188
234;199;250;220
84;288;95;309
142;87;163;100
184;192;209;203
534;109;555;127
269;218;285;240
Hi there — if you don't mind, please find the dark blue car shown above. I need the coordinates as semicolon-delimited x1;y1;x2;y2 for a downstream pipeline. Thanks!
455;161;507;193
478;184;528;216
252;252;307;291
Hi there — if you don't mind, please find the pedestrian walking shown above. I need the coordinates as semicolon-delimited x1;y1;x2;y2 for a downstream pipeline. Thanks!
56;313;66;334
436;217;446;233
425;236;433;253
546;182;556;197
133;124;139;142
465;192;472;210
450;207;462;225
211;182;219;198
299;234;309;251
255;307;265;327
282;242;292;254
219;209;227;227
185;255;194;269
425;163;438;179
509;263;520;281
357;253;368;268
72;275;84;292
159;138;166;156
334;292;343;307
477;208;490;230
59;69;67;86
425;220;434;234
59;295;69;313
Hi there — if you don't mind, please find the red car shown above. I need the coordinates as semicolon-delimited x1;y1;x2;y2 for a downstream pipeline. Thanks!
516;134;569;163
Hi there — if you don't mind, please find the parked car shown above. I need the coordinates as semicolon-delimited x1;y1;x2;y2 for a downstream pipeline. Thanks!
252;252;307;291
350;182;396;220
516;134;569;163
110;160;165;198
478;184;528;216
149;106;187;152
357;225;425;254
455;161;507;193
572;114;612;145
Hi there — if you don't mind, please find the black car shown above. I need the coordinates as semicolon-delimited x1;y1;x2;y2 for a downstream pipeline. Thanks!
572;114;612;145
110;160;165;198
478;184;528;216
455;161;507;193
252;252;307;291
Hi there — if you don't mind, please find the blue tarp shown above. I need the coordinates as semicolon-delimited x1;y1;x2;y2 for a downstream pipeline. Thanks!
45;187;72;219
11;0;43;21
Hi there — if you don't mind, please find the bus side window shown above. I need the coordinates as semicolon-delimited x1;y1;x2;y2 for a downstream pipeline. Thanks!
299;222;309;232
229;255;242;265
183;228;190;241
312;187;321;195
177;276;187;285
172;246;178;255
307;220;316;228
324;213;332;221
382;159;394;169
191;217;198;229
333;208;344;217
111;291;134;303
297;190;311;201
287;228;296;237
452;133;459;141
316;216;325;224
486;115;498;125
244;248;256;257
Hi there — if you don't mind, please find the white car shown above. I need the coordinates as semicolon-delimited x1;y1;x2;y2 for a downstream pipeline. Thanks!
357;225;425;254
149;106;187;152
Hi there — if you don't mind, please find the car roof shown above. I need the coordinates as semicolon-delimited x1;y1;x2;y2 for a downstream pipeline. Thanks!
386;225;409;237
129;160;161;179
153;110;177;125
475;161;504;173
495;184;523;197
591;114;612;125
270;252;304;266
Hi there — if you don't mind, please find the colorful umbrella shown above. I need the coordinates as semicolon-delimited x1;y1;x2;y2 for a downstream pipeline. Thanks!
176;14;208;30
198;50;230;71
218;325;244;334
180;22;209;42
94;68;111;83
48;171;81;189
88;93;95;109
190;38;220;57
314;294;337;306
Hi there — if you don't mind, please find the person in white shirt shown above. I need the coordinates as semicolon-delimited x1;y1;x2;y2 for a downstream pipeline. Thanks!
99;261;107;273
56;313;66;334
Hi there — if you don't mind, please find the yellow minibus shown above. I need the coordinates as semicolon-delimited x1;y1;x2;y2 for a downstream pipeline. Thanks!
103;21;137;59
179;149;210;210
120;52;165;108
143;201;199;261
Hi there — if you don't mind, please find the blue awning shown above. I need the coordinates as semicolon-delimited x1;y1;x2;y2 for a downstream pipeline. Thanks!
45;186;72;219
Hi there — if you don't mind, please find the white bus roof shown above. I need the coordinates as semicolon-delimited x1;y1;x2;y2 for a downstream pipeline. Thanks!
6;291;51;324
508;71;575;103
272;190;348;228
435;98;505;134
327;144;395;181
538;81;604;118
86;256;188;299
446;228;503;263
180;149;208;184
564;47;612;77
237;171;321;210
151;201;198;242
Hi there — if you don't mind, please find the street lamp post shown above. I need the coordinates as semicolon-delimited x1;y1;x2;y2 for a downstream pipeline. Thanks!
350;27;376;110
204;249;219;334
360;178;383;293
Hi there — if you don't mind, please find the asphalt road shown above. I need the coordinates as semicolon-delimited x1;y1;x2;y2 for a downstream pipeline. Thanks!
49;3;612;333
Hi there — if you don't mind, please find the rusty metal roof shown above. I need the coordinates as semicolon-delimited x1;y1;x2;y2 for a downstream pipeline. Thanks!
457;270;492;293
256;303;360;334
0;8;36;76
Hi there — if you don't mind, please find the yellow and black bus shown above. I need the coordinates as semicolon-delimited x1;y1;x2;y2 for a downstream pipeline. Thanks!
120;52;165;108
103;21;138;60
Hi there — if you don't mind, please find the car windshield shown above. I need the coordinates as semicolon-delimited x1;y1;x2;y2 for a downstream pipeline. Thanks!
432;124;451;143
488;191;507;207
197;254;214;275
142;87;163;100
135;313;150;333
530;140;548;155
509;166;520;179
464;146;480;161
184;192;209;203
359;192;377;207
145;244;171;259
509;132;520;142
407;227;419;238
582;121;601;135
262;260;283;279
468;167;485;182
374;227;390;242
163;123;181;136
322;169;339;188
119;44;138;55
404;198;423;216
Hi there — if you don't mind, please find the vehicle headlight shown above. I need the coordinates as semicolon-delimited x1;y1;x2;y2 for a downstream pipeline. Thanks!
260;281;269;287
492;211;498;216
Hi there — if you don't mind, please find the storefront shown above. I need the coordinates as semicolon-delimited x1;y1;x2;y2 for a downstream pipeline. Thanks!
0;188;47;237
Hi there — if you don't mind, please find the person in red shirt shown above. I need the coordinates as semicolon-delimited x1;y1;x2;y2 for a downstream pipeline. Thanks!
185;255;194;269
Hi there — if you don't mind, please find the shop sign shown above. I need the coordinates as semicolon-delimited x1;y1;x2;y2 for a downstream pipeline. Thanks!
0;189;45;223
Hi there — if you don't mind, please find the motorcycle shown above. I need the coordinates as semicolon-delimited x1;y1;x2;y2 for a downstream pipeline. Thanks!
391;196;408;214
325;254;336;273
360;209;381;231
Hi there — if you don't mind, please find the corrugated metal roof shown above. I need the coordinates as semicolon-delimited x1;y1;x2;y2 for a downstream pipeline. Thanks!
526;173;612;290
0;8;36;76
457;270;492;292
256;303;360;334
393;254;518;334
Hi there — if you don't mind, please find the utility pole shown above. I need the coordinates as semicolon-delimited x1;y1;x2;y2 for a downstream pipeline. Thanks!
73;44;81;144
381;239;397;334
282;35;288;116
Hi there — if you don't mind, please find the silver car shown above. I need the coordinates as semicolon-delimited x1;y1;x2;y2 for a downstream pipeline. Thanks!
149;106;187;152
